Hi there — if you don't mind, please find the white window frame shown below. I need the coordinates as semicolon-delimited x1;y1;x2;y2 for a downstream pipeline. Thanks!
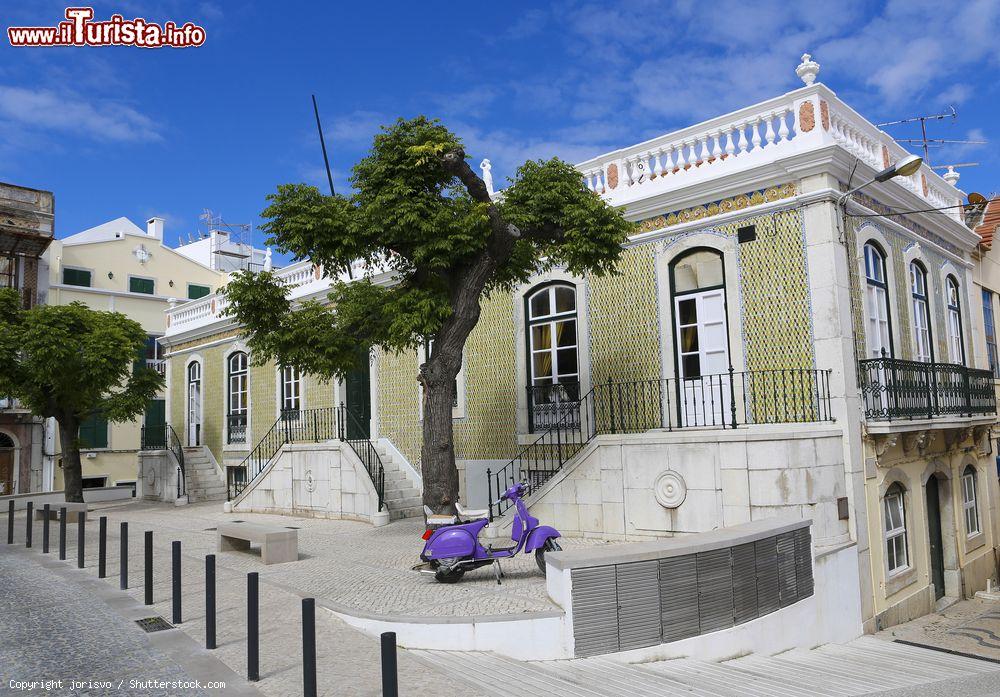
864;243;892;358
909;262;933;363
527;284;580;388
185;357;203;447
417;340;466;419
946;276;964;365
962;466;980;537
280;365;303;414
884;484;909;575
226;350;249;445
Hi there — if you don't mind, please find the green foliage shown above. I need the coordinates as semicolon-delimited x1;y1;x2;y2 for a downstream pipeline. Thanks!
227;116;634;378
0;290;164;424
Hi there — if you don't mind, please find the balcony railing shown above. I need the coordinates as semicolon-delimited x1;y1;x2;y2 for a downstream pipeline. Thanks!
227;412;247;444
490;369;833;518
146;358;166;376
859;357;996;421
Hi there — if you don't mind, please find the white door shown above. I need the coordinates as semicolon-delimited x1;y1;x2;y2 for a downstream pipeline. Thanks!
675;289;730;426
187;363;202;446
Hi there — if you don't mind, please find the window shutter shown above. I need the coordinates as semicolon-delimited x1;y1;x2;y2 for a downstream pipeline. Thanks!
696;548;734;633
571;566;619;657
615;561;661;651
659;555;699;642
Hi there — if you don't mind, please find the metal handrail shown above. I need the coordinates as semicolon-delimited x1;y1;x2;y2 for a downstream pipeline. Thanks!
488;368;835;519
337;404;385;512
140;424;186;498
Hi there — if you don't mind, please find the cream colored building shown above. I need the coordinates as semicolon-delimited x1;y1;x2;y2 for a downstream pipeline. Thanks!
42;216;225;492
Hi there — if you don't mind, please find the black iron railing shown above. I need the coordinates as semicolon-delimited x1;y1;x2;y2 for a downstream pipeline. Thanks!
489;368;834;519
226;412;247;444
226;405;384;511
527;382;582;432
140;424;186;498
337;405;385;512
859;357;996;420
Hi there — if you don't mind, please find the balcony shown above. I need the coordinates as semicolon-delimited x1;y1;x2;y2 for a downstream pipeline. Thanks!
146;358;166;376
226;412;247;445
859;357;996;422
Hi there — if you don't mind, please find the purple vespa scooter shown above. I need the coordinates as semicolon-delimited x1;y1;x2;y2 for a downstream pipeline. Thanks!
416;482;561;584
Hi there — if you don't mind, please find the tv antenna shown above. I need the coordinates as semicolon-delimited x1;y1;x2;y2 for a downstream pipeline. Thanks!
877;107;986;165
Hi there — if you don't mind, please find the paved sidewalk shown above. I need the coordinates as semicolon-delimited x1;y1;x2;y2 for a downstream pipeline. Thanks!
875;596;1000;661
1;502;480;697
0;545;257;696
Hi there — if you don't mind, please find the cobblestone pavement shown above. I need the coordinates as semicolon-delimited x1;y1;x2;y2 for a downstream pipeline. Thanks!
2;499;592;696
875;596;1000;662
0;545;253;696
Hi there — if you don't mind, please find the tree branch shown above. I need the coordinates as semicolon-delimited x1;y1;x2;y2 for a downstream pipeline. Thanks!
441;148;492;204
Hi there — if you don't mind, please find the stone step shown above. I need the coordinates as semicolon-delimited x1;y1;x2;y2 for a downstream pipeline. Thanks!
389;505;423;521
384;487;419;502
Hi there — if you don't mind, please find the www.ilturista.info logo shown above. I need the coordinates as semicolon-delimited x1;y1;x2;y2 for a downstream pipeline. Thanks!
7;7;206;48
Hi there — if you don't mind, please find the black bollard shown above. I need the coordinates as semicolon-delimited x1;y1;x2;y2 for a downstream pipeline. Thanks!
144;530;153;606
119;522;128;590
7;499;13;544
77;513;85;568
171;541;181;624
302;598;317;697
98;516;107;578
58;507;66;560
205;555;216;649
42;504;50;553
381;632;398;697
247;572;259;682
25;501;32;548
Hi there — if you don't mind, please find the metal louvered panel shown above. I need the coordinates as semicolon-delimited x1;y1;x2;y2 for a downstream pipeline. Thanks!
755;536;779;615
571;566;619;657
794;526;814;599
696;548;734;633
659;555;700;642
616;560;661;651
731;542;759;625
777;531;798;607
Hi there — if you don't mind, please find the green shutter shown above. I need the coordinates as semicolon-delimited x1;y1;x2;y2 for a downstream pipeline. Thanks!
78;412;108;449
62;268;91;287
129;277;155;294
188;284;211;299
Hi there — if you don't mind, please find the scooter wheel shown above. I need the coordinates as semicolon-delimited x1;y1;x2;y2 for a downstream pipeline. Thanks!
434;566;465;584
535;539;562;574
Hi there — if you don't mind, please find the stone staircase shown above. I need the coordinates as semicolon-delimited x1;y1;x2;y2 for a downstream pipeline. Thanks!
374;441;423;521
181;446;228;503
413;636;1000;696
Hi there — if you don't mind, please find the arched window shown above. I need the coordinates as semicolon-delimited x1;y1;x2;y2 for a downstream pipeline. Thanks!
909;262;933;363
946;275;965;364
526;283;579;430
280;365;302;415
883;482;908;574
670;249;730;426
186;361;202;446
864;243;892;358
961;466;980;537
227;351;248;444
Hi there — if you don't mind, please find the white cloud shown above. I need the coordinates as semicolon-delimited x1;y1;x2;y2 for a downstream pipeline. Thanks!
0;86;161;143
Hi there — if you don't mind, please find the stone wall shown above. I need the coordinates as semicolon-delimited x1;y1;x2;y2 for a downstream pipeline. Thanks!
232;441;382;523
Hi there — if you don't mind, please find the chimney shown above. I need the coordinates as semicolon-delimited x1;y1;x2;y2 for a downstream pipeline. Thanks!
146;217;164;241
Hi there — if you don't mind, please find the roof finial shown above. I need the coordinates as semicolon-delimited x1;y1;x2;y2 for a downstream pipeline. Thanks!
796;53;820;86
942;166;961;187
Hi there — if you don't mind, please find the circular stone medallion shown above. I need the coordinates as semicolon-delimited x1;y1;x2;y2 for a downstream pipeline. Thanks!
654;470;687;509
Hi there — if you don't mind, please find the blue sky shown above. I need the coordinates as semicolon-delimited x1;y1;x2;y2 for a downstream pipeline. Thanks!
1;1;998;252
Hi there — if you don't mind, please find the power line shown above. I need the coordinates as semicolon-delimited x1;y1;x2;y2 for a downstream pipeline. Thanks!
845;198;997;219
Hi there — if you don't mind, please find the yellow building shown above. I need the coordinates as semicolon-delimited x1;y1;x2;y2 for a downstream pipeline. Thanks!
43;216;225;492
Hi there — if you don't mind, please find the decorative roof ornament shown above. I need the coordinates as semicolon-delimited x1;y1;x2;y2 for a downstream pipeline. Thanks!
133;243;151;264
796;53;820;86
942;166;961;187
480;158;494;196
263;247;272;271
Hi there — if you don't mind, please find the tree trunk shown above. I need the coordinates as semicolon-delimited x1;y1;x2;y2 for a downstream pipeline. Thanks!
420;367;460;515
58;416;84;503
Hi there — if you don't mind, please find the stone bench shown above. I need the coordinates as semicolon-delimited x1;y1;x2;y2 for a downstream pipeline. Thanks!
217;521;298;565
34;502;88;523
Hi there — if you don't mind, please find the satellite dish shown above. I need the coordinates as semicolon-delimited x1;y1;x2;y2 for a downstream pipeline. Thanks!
969;192;987;205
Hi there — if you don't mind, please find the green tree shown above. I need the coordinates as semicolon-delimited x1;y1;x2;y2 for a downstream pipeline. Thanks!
224;117;633;513
0;291;163;502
